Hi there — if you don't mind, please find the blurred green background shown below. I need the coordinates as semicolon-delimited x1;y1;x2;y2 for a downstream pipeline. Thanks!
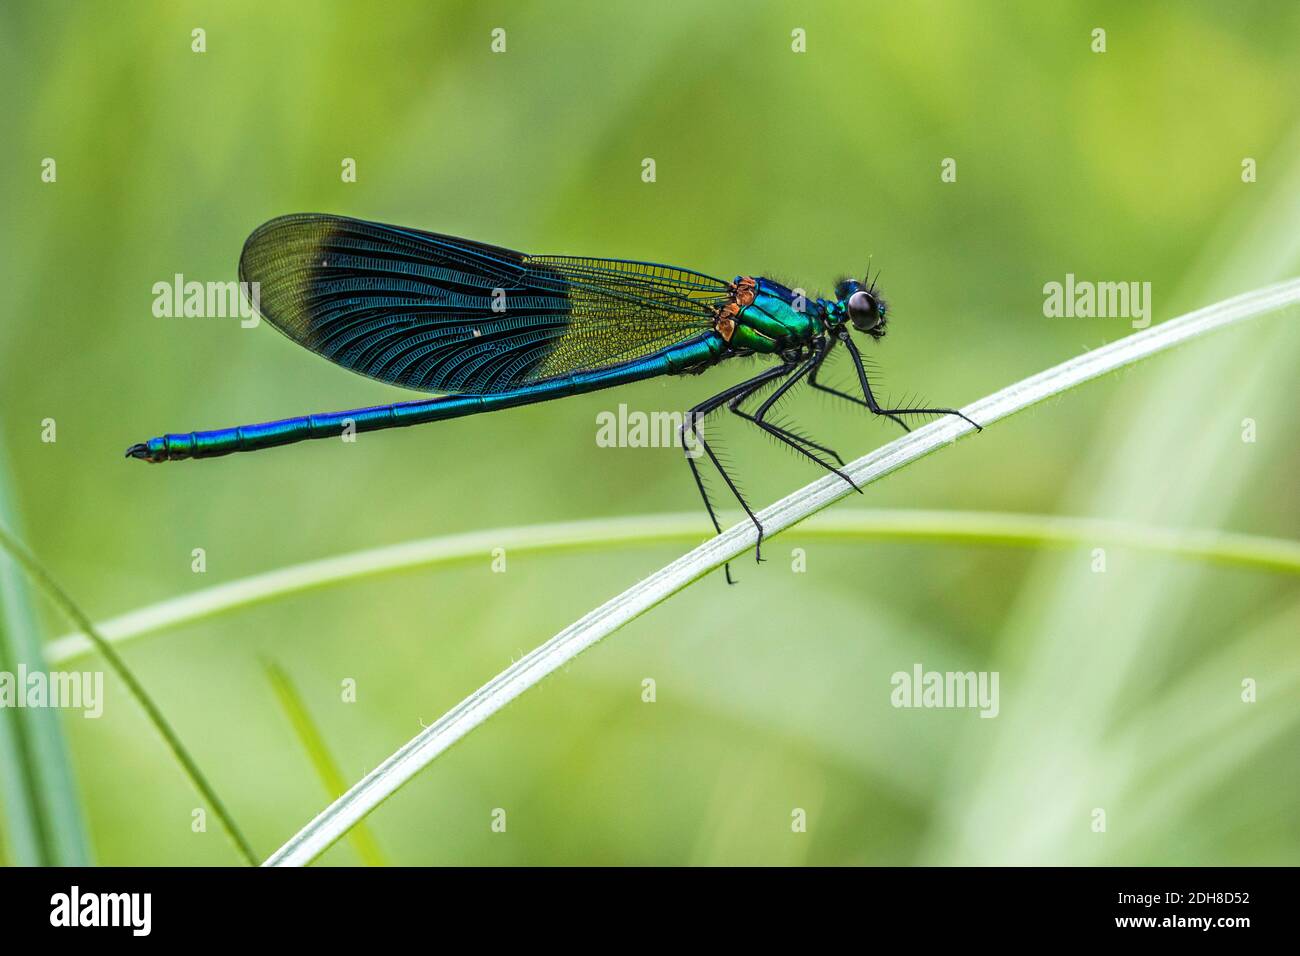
1;0;1297;866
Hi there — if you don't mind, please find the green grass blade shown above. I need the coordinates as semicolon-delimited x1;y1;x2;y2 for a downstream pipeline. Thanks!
43;510;1299;668
261;659;387;866
0;523;258;866
0;439;91;866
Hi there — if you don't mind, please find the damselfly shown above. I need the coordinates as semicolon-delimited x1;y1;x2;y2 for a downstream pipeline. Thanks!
127;214;979;579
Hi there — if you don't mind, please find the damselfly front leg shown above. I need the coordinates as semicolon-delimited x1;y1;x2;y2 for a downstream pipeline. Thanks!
812;333;983;433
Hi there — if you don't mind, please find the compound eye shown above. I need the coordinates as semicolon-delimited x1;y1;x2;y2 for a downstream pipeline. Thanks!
847;290;880;331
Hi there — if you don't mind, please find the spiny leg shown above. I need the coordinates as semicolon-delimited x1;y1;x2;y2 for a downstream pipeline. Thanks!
821;332;983;433
809;335;910;433
746;345;847;464
682;365;789;539
741;410;848;472
752;342;850;468
729;347;862;493
681;363;795;582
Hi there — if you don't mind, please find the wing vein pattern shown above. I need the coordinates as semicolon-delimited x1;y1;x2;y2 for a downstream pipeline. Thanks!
238;213;731;394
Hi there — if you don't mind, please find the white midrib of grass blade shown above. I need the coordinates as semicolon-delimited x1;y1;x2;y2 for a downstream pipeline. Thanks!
264;277;1300;867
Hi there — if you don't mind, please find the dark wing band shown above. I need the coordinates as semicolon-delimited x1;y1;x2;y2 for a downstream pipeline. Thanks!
238;214;731;394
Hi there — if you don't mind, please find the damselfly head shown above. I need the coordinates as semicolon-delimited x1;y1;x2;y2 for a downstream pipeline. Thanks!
833;275;888;339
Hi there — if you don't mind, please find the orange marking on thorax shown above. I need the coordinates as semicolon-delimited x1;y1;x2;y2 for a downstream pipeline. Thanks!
714;276;757;342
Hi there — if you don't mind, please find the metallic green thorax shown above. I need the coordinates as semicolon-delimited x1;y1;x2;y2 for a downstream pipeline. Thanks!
729;278;821;353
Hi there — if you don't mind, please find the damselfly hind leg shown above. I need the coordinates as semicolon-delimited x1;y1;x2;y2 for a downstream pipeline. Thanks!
681;363;793;583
